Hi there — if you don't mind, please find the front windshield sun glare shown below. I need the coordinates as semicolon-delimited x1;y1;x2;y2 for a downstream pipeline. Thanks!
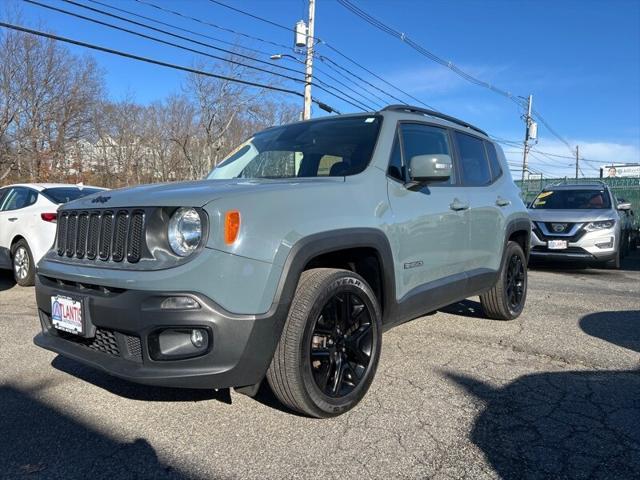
207;116;382;181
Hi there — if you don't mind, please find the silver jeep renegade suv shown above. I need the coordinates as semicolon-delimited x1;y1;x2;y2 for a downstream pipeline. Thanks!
528;182;629;269
34;105;530;417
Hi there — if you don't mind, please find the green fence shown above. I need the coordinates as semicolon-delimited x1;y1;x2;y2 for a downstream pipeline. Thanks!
515;177;640;227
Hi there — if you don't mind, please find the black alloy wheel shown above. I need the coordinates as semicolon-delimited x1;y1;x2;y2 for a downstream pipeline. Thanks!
505;253;526;311
309;292;373;398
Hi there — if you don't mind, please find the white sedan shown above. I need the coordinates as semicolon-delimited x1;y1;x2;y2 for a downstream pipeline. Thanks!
0;183;106;286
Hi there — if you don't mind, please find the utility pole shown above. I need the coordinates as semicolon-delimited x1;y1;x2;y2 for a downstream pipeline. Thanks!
521;94;533;183
575;145;579;179
302;0;315;120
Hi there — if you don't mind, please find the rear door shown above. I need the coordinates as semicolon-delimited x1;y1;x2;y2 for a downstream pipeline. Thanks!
386;122;470;300
0;187;39;265
454;132;506;273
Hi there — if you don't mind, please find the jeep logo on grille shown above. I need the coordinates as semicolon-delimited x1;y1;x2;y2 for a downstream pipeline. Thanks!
552;223;568;233
91;195;111;204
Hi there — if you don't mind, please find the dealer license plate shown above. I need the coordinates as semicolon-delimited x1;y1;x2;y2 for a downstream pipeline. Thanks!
548;240;567;250
51;295;83;335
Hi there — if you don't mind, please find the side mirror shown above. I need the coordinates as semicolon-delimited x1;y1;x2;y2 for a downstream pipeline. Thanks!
617;202;632;211
408;154;452;186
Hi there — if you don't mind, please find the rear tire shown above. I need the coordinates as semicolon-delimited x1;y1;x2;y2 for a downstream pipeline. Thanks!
266;268;382;418
480;241;527;320
12;240;35;287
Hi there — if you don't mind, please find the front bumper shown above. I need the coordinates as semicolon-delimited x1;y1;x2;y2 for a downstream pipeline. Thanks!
530;227;618;263
34;274;285;389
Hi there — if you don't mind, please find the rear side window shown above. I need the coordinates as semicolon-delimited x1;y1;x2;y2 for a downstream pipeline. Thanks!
400;123;454;185
41;187;102;204
455;132;491;186
0;187;37;211
485;141;503;181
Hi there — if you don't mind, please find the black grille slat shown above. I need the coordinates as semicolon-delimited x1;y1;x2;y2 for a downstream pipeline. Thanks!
57;213;68;256
56;208;147;264
86;213;100;259
99;212;114;261
112;211;128;262
127;211;144;263
65;214;77;257
76;213;89;258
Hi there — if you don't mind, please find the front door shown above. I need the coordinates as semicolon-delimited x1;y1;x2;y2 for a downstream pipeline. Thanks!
386;123;470;301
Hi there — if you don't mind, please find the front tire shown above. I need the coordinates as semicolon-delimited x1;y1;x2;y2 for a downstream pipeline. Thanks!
480;241;527;320
12;240;35;287
267;268;382;418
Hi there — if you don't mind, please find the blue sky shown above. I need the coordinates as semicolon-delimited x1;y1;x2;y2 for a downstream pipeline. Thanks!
11;0;640;177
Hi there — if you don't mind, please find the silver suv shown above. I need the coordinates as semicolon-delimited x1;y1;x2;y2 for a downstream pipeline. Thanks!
528;182;630;268
33;105;530;417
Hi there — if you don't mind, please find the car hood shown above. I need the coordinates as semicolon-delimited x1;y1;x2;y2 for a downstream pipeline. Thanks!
61;178;345;210
527;209;617;223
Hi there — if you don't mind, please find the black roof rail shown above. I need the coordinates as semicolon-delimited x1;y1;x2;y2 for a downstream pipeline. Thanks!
380;104;488;137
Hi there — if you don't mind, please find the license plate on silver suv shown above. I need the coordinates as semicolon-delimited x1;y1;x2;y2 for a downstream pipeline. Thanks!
51;295;83;335
548;240;567;250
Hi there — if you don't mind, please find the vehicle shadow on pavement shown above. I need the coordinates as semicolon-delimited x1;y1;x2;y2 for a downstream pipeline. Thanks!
580;310;640;354
51;356;232;404
447;369;640;479
439;299;486;319
0;270;16;292
0;384;200;479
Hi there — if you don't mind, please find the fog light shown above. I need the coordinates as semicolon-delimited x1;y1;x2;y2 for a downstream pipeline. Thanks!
595;238;614;249
160;296;200;310
149;327;211;360
191;328;205;348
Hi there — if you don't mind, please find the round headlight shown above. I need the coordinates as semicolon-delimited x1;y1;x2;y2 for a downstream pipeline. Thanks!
168;208;202;257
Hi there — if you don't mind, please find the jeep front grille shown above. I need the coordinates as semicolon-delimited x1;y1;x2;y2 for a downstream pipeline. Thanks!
56;209;145;264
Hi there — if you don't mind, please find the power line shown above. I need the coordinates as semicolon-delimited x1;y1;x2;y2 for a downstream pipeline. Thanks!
86;0;272;57
337;0;578;154
207;0;293;34
30;0;367;111
337;0;524;107
0;22;342;113
57;0;302;76
200;0;437;109
134;0;294;52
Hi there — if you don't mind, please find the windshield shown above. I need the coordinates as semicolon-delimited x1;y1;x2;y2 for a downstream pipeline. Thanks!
42;187;103;204
530;189;612;209
207;115;382;180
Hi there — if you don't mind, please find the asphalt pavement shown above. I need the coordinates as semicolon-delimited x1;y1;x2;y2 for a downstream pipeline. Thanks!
1;252;638;479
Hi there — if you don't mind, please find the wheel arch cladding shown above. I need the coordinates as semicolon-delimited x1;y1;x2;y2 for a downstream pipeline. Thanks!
505;218;531;261
274;228;395;328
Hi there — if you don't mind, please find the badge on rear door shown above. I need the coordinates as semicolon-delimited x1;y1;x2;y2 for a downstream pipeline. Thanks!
51;295;83;335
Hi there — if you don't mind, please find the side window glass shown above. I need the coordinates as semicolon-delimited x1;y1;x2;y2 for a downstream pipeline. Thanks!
387;132;404;181
0;189;7;209
2;187;30;211
455;132;492;186
400;123;454;185
485;141;503;181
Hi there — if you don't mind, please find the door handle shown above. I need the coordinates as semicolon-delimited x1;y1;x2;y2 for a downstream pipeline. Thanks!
8;217;18;222
449;198;469;211
496;197;511;207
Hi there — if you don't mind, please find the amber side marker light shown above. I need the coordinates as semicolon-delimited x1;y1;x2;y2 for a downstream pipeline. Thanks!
224;211;241;244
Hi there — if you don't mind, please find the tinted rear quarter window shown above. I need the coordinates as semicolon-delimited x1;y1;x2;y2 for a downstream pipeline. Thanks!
455;132;492;186
42;187;102;204
485;141;503;181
